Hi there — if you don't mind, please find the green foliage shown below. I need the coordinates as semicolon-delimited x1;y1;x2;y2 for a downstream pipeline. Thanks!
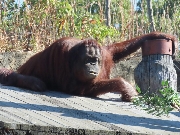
74;14;119;43
136;0;180;36
133;81;180;116
0;0;179;52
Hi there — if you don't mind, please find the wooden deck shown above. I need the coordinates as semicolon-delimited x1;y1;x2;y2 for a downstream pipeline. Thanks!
0;84;179;135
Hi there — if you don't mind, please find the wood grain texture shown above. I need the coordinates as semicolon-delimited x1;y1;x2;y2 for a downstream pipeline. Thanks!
134;54;177;94
0;85;179;134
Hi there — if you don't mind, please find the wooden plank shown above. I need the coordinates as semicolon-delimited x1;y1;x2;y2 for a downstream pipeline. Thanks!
0;84;179;134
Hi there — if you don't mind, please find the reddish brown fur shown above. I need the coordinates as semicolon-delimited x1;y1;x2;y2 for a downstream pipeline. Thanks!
17;37;115;96
0;32;177;101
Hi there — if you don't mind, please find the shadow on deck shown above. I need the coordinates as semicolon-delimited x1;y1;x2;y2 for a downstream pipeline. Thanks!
0;85;179;135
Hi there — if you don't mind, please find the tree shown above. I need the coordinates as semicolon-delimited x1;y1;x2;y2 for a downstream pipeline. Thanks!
105;0;111;27
146;0;156;31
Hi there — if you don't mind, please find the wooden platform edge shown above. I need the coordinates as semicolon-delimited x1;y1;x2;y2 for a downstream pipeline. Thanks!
0;121;144;135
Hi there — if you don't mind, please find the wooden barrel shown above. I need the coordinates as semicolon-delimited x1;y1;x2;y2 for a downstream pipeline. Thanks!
134;39;177;94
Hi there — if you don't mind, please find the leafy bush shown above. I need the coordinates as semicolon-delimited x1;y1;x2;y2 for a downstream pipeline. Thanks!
0;0;179;52
74;14;119;43
133;81;180;116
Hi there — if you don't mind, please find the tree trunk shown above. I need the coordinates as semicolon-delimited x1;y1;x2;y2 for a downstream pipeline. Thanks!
105;0;111;27
134;55;177;94
146;0;156;32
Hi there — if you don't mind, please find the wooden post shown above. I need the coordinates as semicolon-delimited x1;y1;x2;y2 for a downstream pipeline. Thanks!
134;39;177;94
